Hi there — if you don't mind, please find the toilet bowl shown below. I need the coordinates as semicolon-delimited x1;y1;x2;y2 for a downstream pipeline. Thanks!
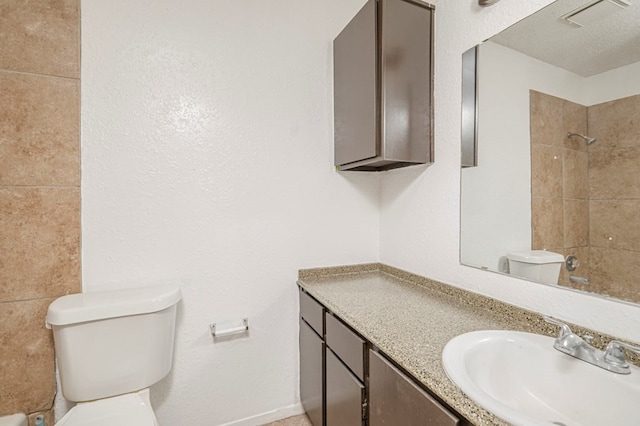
46;284;181;426
55;389;156;426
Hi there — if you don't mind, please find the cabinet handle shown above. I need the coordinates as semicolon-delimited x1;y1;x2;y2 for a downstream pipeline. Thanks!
362;398;368;420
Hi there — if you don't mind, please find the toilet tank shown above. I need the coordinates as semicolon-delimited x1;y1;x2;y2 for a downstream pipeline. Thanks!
507;250;564;285
0;414;27;426
46;284;182;402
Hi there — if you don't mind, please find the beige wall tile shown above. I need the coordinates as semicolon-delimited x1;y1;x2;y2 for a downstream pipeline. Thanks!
0;71;79;186
0;0;79;77
0;298;56;415
0;187;80;302
530;91;587;150
564;199;589;248
590;247;640;303
589;147;640;199
563;148;588;199
532;91;640;303
530;90;565;147
590;199;640;252
585;93;640;303
1;0;80;418
532;197;564;250
562;101;588;152
531;145;563;198
588;94;640;151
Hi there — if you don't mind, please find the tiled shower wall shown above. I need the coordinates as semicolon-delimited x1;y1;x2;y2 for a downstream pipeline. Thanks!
0;1;80;422
530;90;640;303
588;94;640;302
529;90;590;288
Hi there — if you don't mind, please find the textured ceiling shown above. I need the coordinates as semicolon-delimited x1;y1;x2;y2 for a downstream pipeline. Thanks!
490;0;640;77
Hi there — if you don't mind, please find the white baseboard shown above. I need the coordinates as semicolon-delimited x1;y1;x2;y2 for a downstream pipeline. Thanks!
219;403;306;426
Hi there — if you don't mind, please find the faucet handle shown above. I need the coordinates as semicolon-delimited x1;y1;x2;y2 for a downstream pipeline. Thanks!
543;316;574;339
604;340;640;369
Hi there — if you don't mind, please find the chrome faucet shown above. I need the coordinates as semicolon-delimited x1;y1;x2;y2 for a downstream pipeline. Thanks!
543;316;640;374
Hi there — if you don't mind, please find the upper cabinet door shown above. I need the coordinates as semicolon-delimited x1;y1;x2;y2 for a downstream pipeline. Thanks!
334;0;434;172
381;0;433;164
334;0;378;167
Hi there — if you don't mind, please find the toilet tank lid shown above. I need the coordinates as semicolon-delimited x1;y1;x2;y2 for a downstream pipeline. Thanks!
506;250;564;264
47;284;182;326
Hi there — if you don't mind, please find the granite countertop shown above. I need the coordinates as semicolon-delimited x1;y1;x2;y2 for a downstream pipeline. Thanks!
297;263;631;426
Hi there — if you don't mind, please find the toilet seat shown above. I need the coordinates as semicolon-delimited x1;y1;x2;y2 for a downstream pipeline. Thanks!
55;390;157;426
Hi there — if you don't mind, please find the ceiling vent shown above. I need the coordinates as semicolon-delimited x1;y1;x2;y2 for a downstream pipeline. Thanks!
561;0;631;27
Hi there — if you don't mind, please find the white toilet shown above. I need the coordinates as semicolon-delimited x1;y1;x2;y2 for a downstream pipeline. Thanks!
46;284;182;426
506;250;564;285
0;414;27;426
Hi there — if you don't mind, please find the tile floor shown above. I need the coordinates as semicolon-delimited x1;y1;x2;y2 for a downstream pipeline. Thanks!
264;413;312;426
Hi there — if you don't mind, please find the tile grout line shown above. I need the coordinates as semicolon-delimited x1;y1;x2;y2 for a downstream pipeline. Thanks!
0;67;79;81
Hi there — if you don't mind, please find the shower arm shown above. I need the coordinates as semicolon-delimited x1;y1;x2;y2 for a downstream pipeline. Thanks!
567;132;597;145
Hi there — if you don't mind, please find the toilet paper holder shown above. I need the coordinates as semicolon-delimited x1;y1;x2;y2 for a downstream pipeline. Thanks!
210;318;249;338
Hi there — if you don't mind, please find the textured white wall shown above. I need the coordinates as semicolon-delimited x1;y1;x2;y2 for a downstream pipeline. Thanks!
586;61;640;106
78;0;640;424
381;0;640;343
80;0;378;424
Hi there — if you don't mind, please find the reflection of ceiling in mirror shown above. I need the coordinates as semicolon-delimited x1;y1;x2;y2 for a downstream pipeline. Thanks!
489;0;640;76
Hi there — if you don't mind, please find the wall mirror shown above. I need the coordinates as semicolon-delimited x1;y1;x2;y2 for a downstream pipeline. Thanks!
460;0;640;304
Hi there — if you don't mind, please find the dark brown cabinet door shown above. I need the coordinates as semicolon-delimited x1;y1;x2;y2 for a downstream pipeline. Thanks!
369;350;459;426
380;0;433;164
300;319;324;426
326;348;365;426
334;0;378;167
333;0;434;171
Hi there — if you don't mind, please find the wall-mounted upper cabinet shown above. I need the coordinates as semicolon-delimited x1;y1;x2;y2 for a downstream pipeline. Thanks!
334;0;434;172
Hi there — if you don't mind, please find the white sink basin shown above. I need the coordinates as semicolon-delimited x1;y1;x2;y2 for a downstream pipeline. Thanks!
442;330;640;426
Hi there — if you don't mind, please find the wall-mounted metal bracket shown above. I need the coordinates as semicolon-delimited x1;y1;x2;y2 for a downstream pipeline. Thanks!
210;318;249;338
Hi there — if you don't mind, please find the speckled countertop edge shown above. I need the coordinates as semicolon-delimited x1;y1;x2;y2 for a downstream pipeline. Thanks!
297;263;638;426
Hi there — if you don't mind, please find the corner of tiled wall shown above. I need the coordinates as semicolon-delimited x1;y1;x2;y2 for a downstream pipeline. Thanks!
530;90;640;303
587;94;640;302
0;0;81;419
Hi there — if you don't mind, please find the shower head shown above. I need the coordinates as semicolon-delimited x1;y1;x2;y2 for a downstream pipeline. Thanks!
568;132;597;145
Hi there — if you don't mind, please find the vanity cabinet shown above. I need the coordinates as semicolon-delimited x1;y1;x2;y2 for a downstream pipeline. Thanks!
325;312;367;425
326;348;365;425
299;286;467;426
333;0;434;171
369;350;460;425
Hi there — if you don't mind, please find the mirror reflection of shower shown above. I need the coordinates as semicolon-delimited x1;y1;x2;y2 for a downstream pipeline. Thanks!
567;132;597;145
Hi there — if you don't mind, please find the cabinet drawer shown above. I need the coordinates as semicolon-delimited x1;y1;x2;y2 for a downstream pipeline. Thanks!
325;312;366;381
299;288;324;337
369;350;460;426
